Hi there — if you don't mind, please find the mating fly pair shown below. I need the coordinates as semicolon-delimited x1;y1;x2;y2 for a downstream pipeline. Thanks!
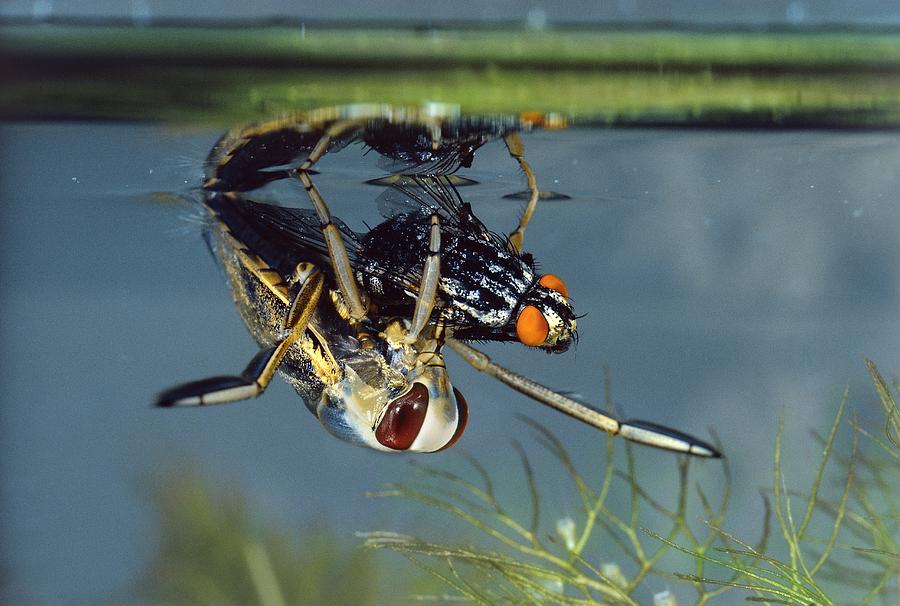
158;105;721;458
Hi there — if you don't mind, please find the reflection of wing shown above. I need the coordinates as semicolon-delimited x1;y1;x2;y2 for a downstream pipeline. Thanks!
502;190;572;201
365;174;478;188
205;192;361;282
375;176;510;252
374;149;467;176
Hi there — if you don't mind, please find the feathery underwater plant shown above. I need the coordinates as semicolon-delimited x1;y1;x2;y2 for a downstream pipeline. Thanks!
652;359;899;605
362;369;737;605
364;360;900;605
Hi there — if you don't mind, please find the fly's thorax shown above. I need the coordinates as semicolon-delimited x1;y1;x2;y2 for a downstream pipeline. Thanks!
439;233;535;329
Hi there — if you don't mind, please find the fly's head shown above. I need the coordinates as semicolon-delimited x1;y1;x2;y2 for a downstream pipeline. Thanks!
316;342;468;453
515;274;577;353
372;355;468;453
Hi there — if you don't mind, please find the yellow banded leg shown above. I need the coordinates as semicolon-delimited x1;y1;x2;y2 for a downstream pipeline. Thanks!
156;272;324;407
503;131;540;254
404;213;441;344
446;338;721;458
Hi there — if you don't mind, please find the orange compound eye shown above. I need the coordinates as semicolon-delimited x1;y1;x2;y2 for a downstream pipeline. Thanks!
516;305;550;346
539;274;569;298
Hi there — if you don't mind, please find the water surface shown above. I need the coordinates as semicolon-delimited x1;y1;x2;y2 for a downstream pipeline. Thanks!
1;122;898;603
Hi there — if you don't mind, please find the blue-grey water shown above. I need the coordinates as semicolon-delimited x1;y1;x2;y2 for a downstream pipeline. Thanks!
1;123;898;604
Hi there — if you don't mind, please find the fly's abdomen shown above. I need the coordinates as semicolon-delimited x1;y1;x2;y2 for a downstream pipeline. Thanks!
205;216;290;347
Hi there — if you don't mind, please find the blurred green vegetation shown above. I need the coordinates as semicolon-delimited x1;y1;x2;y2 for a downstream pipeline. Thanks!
131;471;438;606
3;24;900;126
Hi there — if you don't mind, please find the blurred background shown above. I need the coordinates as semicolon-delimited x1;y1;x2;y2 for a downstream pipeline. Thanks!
2;3;899;605
1;0;900;25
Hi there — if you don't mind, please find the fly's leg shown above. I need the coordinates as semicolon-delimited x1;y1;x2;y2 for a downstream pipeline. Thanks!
404;213;441;344
156;271;324;407
446;338;722;458
502;131;540;254
296;170;368;322
294;120;370;322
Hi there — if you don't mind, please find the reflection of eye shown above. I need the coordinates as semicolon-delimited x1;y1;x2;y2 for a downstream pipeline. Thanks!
539;274;569;298
375;382;428;450
516;305;550;347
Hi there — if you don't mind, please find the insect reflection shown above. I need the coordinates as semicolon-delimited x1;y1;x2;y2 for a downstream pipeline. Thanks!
157;106;720;458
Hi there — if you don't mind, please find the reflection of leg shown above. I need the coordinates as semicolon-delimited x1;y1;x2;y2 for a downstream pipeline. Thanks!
503;131;540;253
446;338;721;458
295;170;368;321
297;119;363;172
405;213;441;343
156;271;324;407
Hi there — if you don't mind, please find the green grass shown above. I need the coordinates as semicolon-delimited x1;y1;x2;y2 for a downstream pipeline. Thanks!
4;24;900;126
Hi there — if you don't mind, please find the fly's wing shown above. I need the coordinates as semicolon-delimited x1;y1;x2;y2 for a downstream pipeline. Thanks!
365;116;522;175
205;192;361;282
375;175;510;252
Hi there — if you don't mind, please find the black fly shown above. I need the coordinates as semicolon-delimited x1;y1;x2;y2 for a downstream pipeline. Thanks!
155;105;722;458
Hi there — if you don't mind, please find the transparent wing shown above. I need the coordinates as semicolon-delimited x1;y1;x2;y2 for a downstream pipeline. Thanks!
374;176;510;251
205;193;361;281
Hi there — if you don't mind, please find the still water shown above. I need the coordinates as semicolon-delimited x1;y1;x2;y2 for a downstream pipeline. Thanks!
1;122;898;603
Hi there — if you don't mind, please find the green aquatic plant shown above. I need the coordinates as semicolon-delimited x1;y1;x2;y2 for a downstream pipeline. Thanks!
655;360;900;604
129;359;899;604
362;432;740;605
865;358;900;449
364;361;900;604
361;367;739;605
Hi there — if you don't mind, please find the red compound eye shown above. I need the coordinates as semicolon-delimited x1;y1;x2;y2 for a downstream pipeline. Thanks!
375;382;429;450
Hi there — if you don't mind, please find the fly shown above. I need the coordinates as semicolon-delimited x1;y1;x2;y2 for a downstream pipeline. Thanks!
157;118;721;457
214;176;577;351
156;196;720;457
